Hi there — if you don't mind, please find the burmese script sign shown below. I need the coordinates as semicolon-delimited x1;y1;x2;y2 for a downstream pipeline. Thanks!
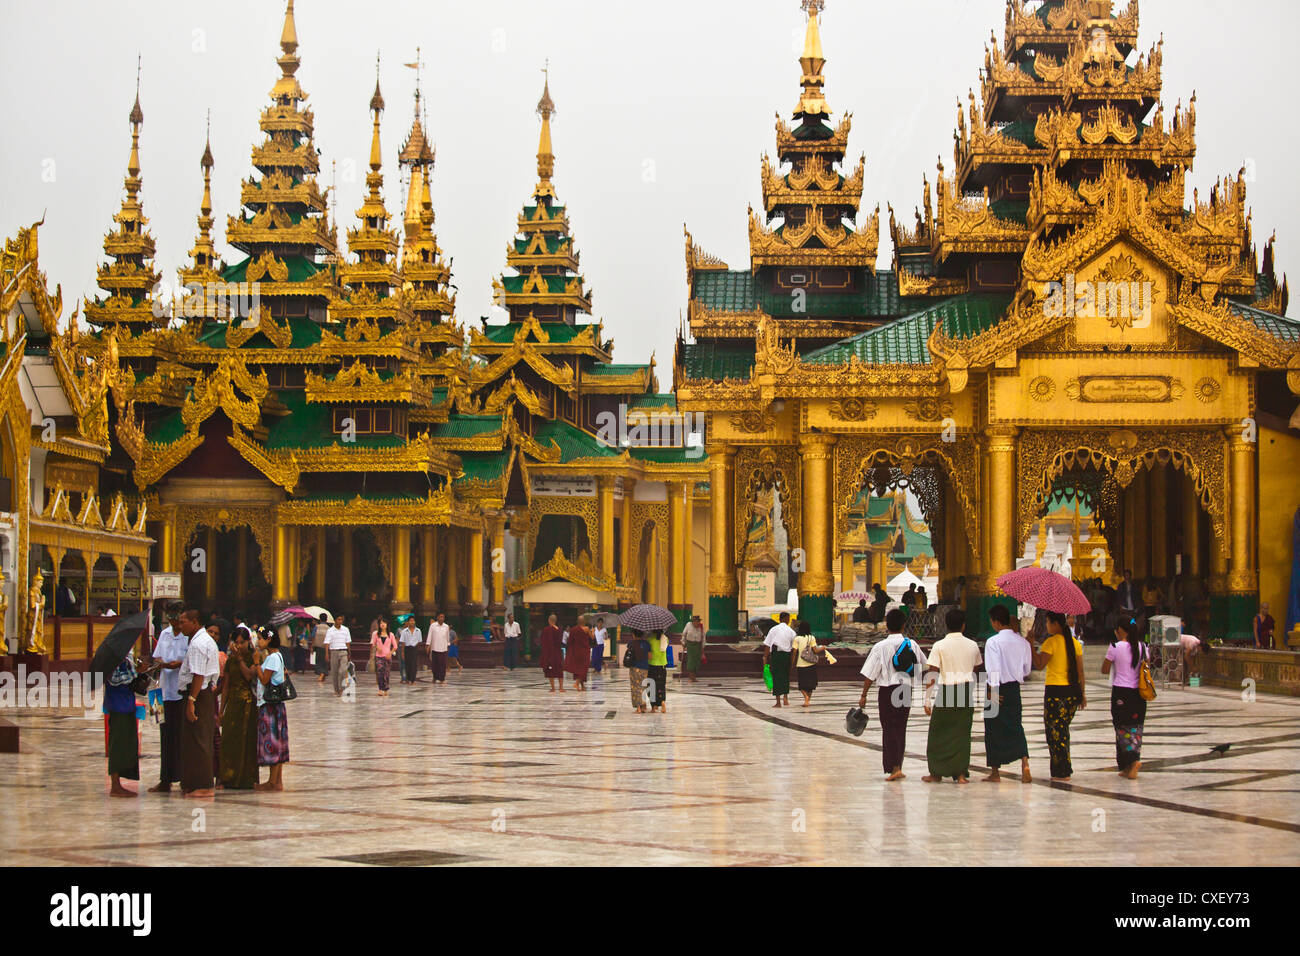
530;476;596;498
1066;376;1182;404
743;570;776;610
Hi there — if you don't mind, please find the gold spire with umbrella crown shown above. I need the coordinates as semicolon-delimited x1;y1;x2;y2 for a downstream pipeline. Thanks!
180;112;222;293
797;0;830;119
535;62;557;199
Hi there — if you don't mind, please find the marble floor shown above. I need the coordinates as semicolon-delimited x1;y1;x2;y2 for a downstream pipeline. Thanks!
2;649;1298;866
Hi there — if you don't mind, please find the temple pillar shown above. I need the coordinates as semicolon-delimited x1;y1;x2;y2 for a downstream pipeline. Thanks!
420;528;437;613
1149;466;1170;580
489;518;506;618
706;444;739;637
287;526;301;601
204;527;218;603
973;427;1019;635
392;527;412;612
340;528;355;603
798;433;836;641
157;513;177;574
442;529;461;627
272;524;291;606
598;477;616;580
235;526;249;602
681;486;693;621
619;479;636;591
1181;474;1203;578
840;549;855;593
667;480;688;630
465;527;486;636
311;527;325;602
1225;428;1258;640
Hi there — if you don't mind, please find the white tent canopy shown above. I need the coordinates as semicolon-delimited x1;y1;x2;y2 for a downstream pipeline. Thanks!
886;568;924;603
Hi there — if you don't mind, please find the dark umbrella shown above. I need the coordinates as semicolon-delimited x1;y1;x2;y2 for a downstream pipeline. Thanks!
88;611;150;679
619;604;678;632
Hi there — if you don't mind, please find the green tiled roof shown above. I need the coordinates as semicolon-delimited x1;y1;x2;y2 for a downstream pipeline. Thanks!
480;321;589;344
502;274;582;295
865;526;897;548
196;314;322;350
585;363;648;377
146;409;187;444
628;393;677;410
757;270;904;319
998;120;1038;148
1230;302;1300;342
512;235;569;255
629;446;704;464
222;255;320;285
521;205;566;221
430;415;503;439
264;392;404;450
455;452;511;484
693;270;757;311
988;199;1029;224
532;420;621;462
680;342;755;381
801;294;1011;365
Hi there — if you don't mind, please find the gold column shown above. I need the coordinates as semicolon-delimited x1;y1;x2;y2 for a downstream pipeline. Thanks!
973;437;990;585
287;526;300;599
420;528;437;610
392;527;412;608
985;426;1019;586
312;527;326;599
442;528;460;610
1149;466;1170;579
1181;474;1202;577
1226;428;1258;594
681;487;693;611
798;433;837;637
667;480;687;611
235;526;249;601
840;550;855;592
647;527;662;605
159;514;176;574
598;477;616;579
490;518;506;612
619;479;636;585
340;528;355;602
204;527;217;602
273;523;291;605
706;443;738;601
468;527;485;607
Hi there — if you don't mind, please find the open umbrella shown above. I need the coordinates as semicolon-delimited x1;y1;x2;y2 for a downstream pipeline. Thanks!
996;566;1091;615
303;605;333;624
393;612;414;626
88;611;150;679
618;604;677;632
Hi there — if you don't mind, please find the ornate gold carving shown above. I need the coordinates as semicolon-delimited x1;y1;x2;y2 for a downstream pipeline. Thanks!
729;409;778;433
1028;376;1056;403
734;445;801;563
506;547;616;595
829;398;878;422
1064;376;1183;404
174;506;275;586
1194;377;1222;403
903;399;954;422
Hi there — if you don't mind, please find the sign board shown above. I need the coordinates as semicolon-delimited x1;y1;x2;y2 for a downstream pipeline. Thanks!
743;570;776;610
149;573;183;600
530;475;596;498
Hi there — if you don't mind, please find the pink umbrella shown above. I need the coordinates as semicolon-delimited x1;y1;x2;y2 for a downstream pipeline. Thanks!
995;567;1091;615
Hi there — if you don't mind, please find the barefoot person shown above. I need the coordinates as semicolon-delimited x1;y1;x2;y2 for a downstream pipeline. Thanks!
217;627;259;791
539;614;565;693
982;604;1032;783
922;608;981;784
149;602;188;794
791;620;828;708
1103;617;1149;780
178;609;220;798
763;612;797;708
104;653;141;798
1034;611;1087;781
425;612;451;686
566;615;593;691
254;628;290;791
857;609;926;781
371;618;396;696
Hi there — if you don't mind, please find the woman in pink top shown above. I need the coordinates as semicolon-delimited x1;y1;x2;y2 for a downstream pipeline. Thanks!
1102;618;1149;779
371;618;398;697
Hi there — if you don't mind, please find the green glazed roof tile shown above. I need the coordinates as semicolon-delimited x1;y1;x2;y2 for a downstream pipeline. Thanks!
1230;301;1300;342
532;420;621;461
680;342;755;381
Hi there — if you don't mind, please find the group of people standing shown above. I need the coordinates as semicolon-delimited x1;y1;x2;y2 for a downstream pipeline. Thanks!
537;613;610;692
106;603;291;798
306;610;466;696
851;604;1152;784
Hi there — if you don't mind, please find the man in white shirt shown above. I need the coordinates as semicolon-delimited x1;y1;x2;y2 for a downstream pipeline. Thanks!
763;613;797;707
501;612;522;671
177;609;220;797
681;614;704;682
857;608;927;781
922;607;983;784
426;612;451;684
326;613;352;696
982;603;1032;783
398;618;422;684
313;614;330;682
591;616;608;675
148;603;188;793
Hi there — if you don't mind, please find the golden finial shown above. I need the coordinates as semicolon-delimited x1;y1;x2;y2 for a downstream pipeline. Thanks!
537;59;556;120
201;109;213;170
129;55;143;126
278;0;300;79
370;52;385;113
796;1;829;118
369;55;384;173
536;62;556;185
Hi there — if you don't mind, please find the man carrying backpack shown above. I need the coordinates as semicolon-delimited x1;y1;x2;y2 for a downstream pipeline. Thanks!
857;608;927;781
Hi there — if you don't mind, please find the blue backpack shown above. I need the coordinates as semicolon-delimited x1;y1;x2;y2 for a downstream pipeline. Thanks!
892;637;919;677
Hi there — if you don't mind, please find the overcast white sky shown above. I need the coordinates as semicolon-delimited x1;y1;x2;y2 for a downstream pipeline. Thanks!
2;0;1296;381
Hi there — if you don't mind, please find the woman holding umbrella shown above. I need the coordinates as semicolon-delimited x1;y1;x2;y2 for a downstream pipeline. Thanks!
104;653;142;797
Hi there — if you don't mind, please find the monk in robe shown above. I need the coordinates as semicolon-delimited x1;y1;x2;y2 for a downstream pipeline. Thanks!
565;615;593;691
539;614;565;694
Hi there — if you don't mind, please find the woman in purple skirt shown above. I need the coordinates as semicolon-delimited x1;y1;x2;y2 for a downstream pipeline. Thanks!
254;628;290;792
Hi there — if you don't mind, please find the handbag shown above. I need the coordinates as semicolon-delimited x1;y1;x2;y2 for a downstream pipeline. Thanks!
264;654;297;703
799;638;819;665
1137;644;1157;702
130;672;152;696
622;645;635;668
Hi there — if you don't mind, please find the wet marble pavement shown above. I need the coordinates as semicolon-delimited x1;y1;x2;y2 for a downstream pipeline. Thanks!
2;649;1297;866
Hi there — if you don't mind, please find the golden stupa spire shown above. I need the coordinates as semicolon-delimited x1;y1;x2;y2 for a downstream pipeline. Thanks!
535;61;557;195
180;112;222;300
797;0;830;119
400;48;436;247
271;0;304;105
368;54;385;174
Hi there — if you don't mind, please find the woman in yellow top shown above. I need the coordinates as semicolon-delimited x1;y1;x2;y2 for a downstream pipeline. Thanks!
790;620;829;708
1032;610;1087;781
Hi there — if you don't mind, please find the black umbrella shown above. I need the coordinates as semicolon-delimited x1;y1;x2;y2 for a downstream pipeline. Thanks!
88;611;150;679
